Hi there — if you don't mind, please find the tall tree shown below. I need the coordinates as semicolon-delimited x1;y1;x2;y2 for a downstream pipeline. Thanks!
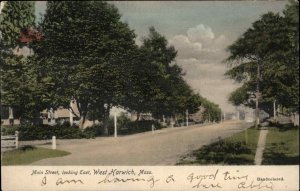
0;1;43;122
32;1;136;132
198;96;221;122
124;27;201;122
0;1;35;49
225;2;299;127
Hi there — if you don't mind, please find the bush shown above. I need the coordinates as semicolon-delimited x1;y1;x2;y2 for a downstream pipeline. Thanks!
1;124;96;140
193;139;252;164
123;120;165;134
1;115;166;140
102;113;165;135
1;125;19;136
83;125;102;137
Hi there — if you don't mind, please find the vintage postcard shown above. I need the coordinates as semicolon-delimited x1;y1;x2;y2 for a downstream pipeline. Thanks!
1;1;299;190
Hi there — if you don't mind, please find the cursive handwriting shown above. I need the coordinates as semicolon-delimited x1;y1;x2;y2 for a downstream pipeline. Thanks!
238;180;273;190
166;175;175;183
36;169;280;190
223;170;248;181
98;174;160;188
56;178;84;186
41;176;47;186
187;170;222;189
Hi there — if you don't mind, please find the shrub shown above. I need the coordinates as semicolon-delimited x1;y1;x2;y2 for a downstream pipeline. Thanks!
124;120;165;134
1;124;95;140
105;114;165;135
1;116;166;140
1;125;19;136
83;125;101;137
193;139;252;164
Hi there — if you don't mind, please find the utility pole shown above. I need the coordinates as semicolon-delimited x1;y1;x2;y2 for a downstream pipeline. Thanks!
69;100;74;126
255;60;261;129
186;109;189;126
220;112;223;123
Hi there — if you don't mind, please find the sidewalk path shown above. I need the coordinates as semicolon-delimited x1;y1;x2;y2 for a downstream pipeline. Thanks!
254;129;269;165
30;121;252;165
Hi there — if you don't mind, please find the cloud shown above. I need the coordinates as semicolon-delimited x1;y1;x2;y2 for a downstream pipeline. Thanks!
166;24;241;112
169;35;203;59
177;58;241;112
187;24;215;43
169;24;229;61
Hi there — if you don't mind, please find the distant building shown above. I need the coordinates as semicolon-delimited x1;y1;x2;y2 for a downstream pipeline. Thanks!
129;112;152;121
40;106;79;126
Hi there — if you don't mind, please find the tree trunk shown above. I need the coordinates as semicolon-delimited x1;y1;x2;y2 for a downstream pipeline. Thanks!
102;119;109;136
79;111;87;130
170;115;174;128
102;106;110;136
79;115;86;129
76;100;87;129
273;100;277;123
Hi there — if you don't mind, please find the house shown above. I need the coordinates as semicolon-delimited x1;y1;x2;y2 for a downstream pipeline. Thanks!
40;107;79;126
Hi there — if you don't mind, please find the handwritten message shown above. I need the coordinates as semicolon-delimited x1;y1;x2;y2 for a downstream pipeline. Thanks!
31;168;282;189
2;166;298;191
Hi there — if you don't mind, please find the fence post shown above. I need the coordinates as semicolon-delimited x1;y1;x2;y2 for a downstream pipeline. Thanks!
52;136;56;150
15;131;19;149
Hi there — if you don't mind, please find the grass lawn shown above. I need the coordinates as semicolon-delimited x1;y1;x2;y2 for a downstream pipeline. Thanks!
177;127;260;165
1;147;70;165
262;124;299;165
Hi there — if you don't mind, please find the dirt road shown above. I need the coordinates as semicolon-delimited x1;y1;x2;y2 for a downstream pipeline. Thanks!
31;121;251;165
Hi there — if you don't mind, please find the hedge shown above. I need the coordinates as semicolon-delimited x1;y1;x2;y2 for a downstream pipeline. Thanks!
1;119;166;140
1;124;95;140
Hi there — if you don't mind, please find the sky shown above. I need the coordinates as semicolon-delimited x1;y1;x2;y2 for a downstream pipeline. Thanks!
35;1;288;113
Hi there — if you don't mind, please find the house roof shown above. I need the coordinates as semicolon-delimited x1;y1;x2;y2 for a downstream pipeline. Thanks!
19;27;43;43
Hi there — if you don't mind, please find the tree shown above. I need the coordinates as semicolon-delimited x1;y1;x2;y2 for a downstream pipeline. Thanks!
124;27;177;118
225;2;299;127
0;1;44;122
124;27;201;122
32;1;137;132
0;1;35;49
198;96;221;122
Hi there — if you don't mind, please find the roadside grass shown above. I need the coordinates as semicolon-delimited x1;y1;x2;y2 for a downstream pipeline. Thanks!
177;127;260;165
262;124;299;165
1;146;70;165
